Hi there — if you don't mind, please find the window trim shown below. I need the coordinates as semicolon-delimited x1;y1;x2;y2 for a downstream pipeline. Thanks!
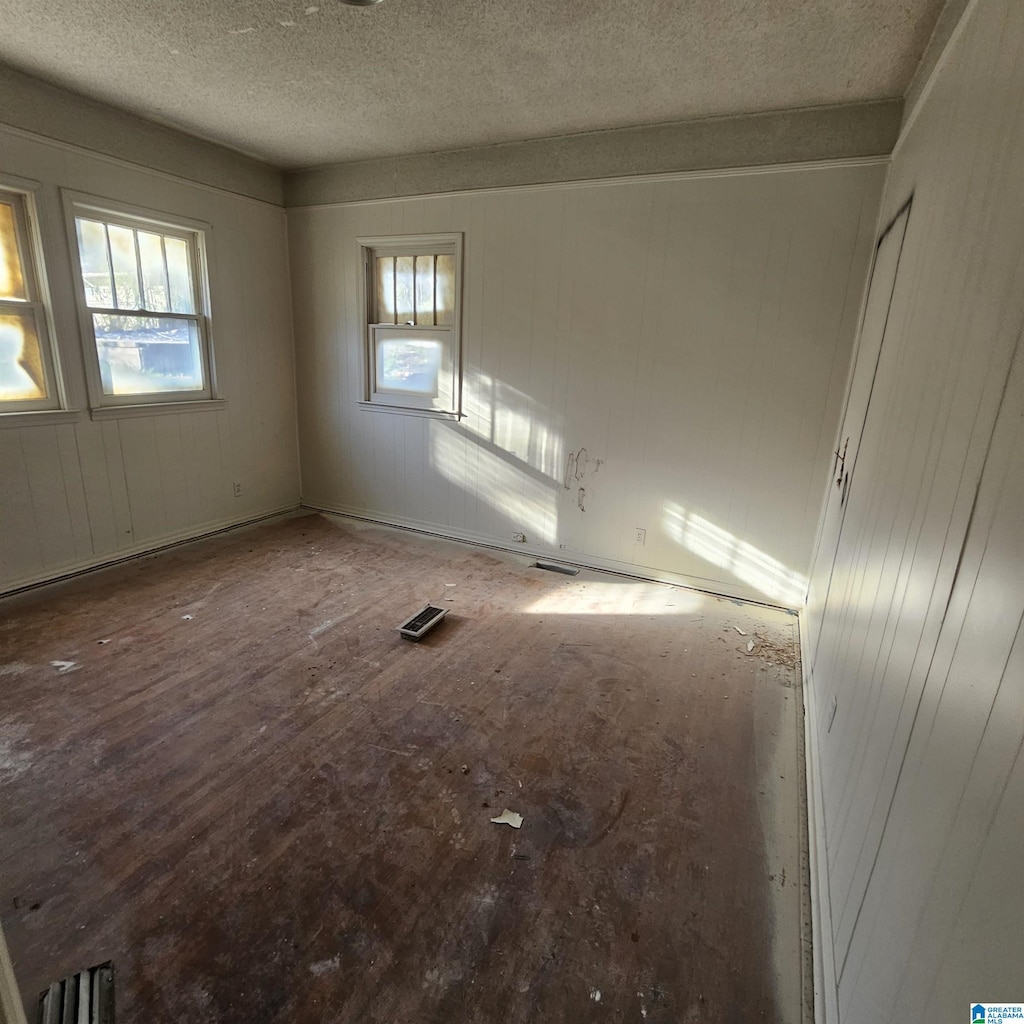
61;190;219;411
0;179;64;414
357;232;463;417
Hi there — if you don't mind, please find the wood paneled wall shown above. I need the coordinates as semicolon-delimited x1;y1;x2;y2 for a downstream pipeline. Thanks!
0;128;300;593
290;163;884;605
803;0;1024;1018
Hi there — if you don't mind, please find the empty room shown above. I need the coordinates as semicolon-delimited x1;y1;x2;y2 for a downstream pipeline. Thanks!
1;0;1022;1021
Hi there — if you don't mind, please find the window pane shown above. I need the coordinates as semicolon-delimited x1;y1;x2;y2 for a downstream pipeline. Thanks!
375;256;395;324
165;237;195;314
92;313;203;396
108;225;141;310
435;254;455;326
76;219;114;308
415;255;435;326
0;311;46;401
395;256;414;324
138;231;170;312
377;337;441;396
0;202;27;301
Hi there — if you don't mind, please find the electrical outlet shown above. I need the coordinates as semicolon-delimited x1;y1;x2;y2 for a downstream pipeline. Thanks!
635;528;646;545
233;482;243;497
512;532;526;543
827;694;838;732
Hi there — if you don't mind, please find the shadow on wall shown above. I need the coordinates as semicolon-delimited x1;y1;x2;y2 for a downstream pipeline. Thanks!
662;502;807;606
421;367;808;606
430;368;564;545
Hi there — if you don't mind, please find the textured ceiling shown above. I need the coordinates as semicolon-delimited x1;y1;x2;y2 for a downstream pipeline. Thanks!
0;0;946;169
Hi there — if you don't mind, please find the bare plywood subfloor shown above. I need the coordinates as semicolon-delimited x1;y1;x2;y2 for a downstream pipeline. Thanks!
0;513;808;1023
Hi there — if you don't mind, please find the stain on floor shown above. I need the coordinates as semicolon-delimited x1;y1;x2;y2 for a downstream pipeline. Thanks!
0;513;809;1023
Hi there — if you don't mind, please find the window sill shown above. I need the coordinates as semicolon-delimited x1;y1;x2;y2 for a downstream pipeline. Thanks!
0;409;81;429
357;401;461;421
89;398;227;421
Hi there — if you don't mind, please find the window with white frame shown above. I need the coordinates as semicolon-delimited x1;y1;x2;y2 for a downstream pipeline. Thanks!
66;195;214;407
0;187;61;411
360;233;462;414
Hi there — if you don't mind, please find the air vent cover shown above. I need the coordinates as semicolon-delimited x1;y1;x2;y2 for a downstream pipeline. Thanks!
532;561;580;576
397;604;448;640
37;962;114;1024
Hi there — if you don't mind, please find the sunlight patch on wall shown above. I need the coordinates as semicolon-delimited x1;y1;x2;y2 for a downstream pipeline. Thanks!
663;502;807;606
461;369;564;483
430;421;558;543
525;579;704;616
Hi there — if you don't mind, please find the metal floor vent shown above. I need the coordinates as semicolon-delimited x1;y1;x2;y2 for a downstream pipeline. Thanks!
397;604;448;640
532;561;580;576
37;961;114;1024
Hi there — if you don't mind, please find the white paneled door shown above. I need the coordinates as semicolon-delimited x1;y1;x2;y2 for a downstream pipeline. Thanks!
808;201;912;662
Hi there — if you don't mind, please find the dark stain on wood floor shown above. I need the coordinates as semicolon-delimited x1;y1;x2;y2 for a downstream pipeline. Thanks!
0;513;809;1023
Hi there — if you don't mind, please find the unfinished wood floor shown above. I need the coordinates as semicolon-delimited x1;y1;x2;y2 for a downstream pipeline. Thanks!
0;513;809;1023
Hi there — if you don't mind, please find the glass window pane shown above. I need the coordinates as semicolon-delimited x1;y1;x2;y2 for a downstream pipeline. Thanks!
0;311;46;401
107;225;141;310
0;202;27;301
375;256;395;324
395;256;414;324
415;255;435;326
435;254;455;326
138;231;170;312
92;313;203;396
75;219;114;308
165;237;194;314
376;337;441;396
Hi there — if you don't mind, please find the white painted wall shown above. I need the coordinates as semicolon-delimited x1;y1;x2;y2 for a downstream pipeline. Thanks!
289;163;884;605
803;0;1024;1019
0;127;300;592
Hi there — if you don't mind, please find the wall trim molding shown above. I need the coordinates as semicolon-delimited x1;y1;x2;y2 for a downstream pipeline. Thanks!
800;610;841;1024
285;101;901;207
0;505;301;599
302;502;799;611
288;155;890;212
0;65;283;207
0;919;27;1024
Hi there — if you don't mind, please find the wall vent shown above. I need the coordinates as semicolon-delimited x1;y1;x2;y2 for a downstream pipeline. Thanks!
533;561;580;576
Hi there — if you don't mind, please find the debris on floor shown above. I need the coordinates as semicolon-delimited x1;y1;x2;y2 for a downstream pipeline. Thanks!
750;632;801;669
49;661;77;674
733;626;748;636
747;639;755;653
490;808;524;829
181;614;194;621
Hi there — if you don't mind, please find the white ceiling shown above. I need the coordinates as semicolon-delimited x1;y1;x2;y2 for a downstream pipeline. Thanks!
0;0;946;170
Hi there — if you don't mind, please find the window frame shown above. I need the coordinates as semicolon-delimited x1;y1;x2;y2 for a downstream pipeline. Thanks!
62;190;219;414
0;181;63;414
357;233;463;418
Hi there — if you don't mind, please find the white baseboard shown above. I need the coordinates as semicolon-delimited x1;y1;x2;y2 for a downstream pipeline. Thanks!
302;501;797;611
800;609;840;1024
1;504;301;597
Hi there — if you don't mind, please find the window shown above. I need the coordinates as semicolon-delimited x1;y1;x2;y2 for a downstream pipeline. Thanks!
360;233;462;415
0;187;60;411
66;194;215;409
